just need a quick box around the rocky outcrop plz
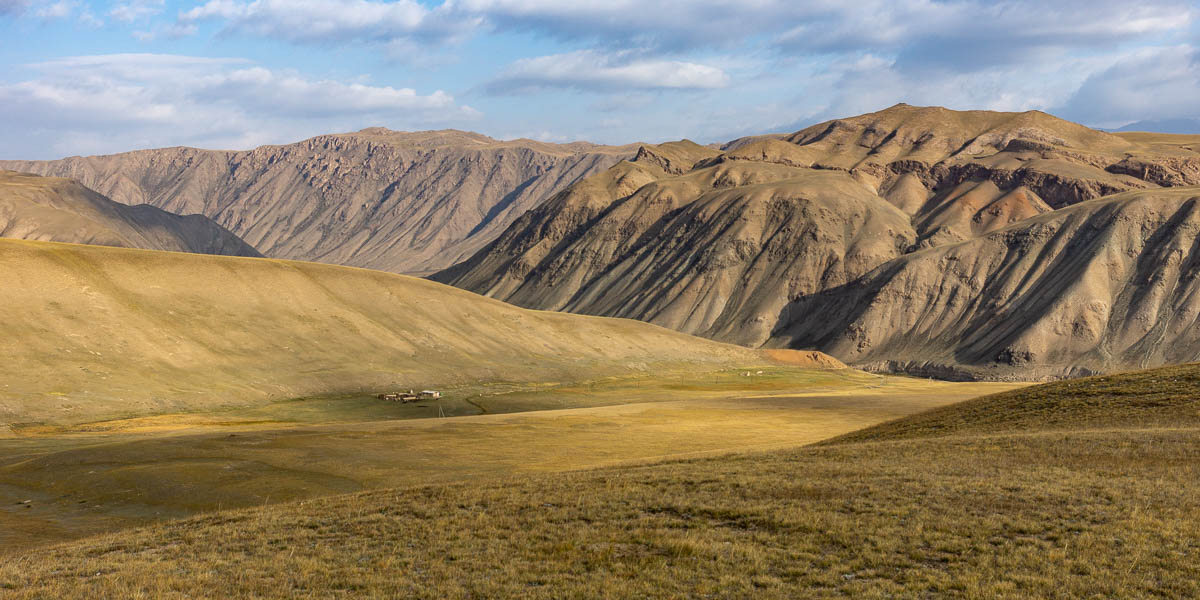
[0,171,259,257]
[1106,156,1200,187]
[0,130,635,274]
[631,140,719,175]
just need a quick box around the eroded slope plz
[0,130,637,273]
[438,106,1200,377]
[772,187,1200,379]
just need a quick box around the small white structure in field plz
[420,390,442,399]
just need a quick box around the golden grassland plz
[2,429,1195,598]
[0,237,759,428]
[3,365,1198,597]
[829,362,1200,444]
[0,366,1014,553]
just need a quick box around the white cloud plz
[456,0,805,50]
[34,0,73,19]
[1056,45,1200,127]
[6,0,101,24]
[487,50,729,93]
[110,0,164,22]
[0,54,480,159]
[169,0,1193,63]
[794,49,1124,127]
[776,0,1191,50]
[179,0,474,44]
[461,0,1195,62]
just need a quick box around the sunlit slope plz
[0,239,755,427]
[827,362,1200,444]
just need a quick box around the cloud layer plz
[179,0,473,45]
[1058,45,1200,127]
[1,1,1197,156]
[0,53,477,158]
[487,50,730,93]
[0,0,25,15]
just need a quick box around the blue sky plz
[1,0,1198,158]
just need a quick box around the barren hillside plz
[0,171,258,257]
[770,186,1200,380]
[436,105,1200,377]
[0,130,637,274]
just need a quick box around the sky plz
[1,0,1198,159]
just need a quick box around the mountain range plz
[435,104,1200,379]
[5,104,1200,379]
[0,130,636,274]
[1113,118,1200,135]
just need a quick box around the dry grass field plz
[0,366,1013,552]
[0,237,757,428]
[4,236,1196,598]
[0,238,1024,568]
[4,366,1198,597]
[830,362,1200,443]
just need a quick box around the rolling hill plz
[0,238,756,429]
[0,130,637,274]
[0,171,258,257]
[436,105,1200,377]
[828,362,1200,443]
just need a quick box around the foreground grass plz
[3,427,1196,598]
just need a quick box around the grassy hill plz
[826,362,1200,444]
[3,366,1196,597]
[0,238,757,428]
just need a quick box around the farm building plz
[378,390,420,403]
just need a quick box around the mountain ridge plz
[436,104,1200,379]
[0,129,640,274]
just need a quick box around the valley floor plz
[0,367,1013,552]
[5,363,1200,598]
